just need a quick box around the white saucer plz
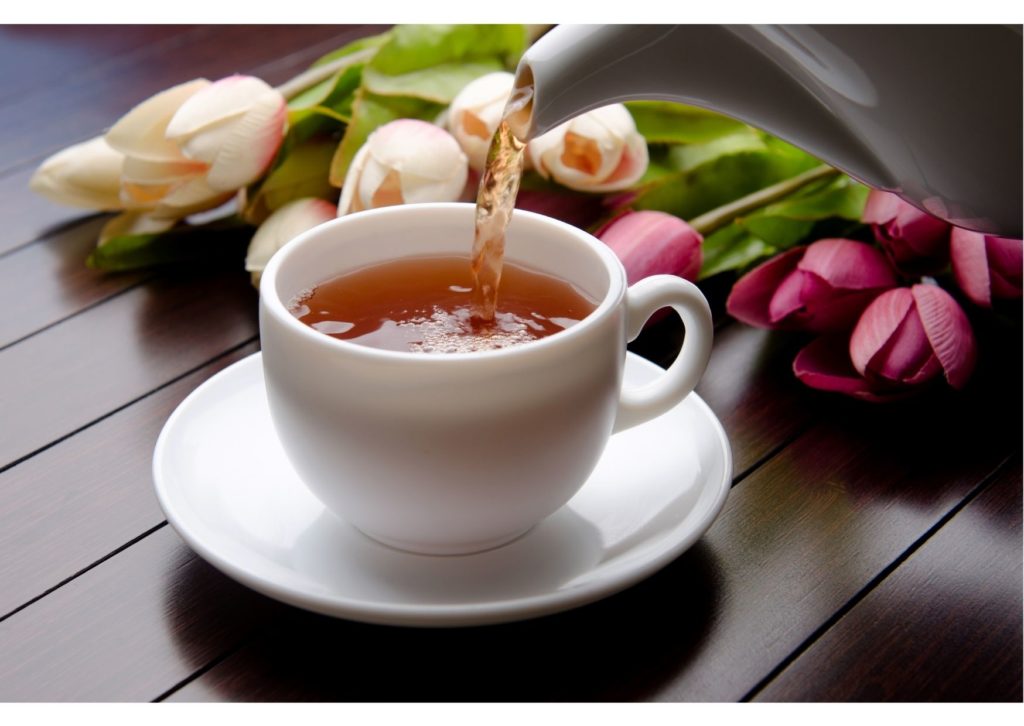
[153,352,732,627]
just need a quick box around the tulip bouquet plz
[30,24,1021,402]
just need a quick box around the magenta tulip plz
[726,238,897,333]
[596,210,702,283]
[949,227,1023,308]
[862,190,950,273]
[794,284,977,400]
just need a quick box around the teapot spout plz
[514,25,1022,236]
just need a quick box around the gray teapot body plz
[515,25,1022,236]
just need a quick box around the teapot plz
[511,25,1022,237]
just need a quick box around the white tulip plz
[30,136,125,210]
[245,198,336,286]
[105,75,286,220]
[447,72,514,171]
[527,104,648,193]
[338,119,468,216]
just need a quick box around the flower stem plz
[688,164,840,235]
[274,47,378,100]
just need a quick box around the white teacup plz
[259,203,713,555]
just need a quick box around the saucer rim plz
[153,352,732,627]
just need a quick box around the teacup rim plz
[259,202,628,363]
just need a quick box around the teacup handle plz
[614,275,714,433]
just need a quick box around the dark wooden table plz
[0,25,1020,703]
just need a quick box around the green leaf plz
[697,175,869,279]
[369,25,526,75]
[759,175,869,221]
[631,143,820,221]
[363,60,504,103]
[626,101,748,145]
[287,64,364,125]
[245,139,338,221]
[311,31,392,68]
[700,225,778,280]
[87,217,254,272]
[329,90,445,186]
[665,128,767,173]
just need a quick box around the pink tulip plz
[949,227,1023,308]
[595,210,702,284]
[862,190,950,273]
[794,284,977,400]
[726,238,897,333]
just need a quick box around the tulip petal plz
[121,156,207,185]
[449,72,514,171]
[30,136,125,210]
[725,247,805,329]
[597,210,703,284]
[950,228,992,307]
[368,120,466,182]
[245,197,336,285]
[338,141,372,215]
[861,189,900,225]
[166,75,278,139]
[849,287,914,376]
[793,336,905,402]
[767,270,806,324]
[150,176,231,219]
[398,168,468,205]
[105,79,210,161]
[982,234,1021,301]
[513,188,607,230]
[203,92,286,190]
[588,133,649,192]
[797,238,896,290]
[867,301,941,384]
[911,284,977,389]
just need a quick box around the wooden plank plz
[0,526,280,702]
[0,26,197,104]
[0,318,815,701]
[0,25,378,177]
[0,217,150,349]
[753,459,1022,702]
[0,269,258,469]
[168,378,1019,702]
[0,342,258,618]
[0,25,380,256]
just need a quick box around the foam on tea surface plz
[291,255,596,354]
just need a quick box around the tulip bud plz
[862,190,950,273]
[448,72,514,172]
[527,104,648,193]
[949,227,1023,308]
[727,238,897,333]
[338,119,469,216]
[105,75,286,220]
[596,210,702,283]
[30,136,125,210]
[245,198,337,286]
[850,284,976,391]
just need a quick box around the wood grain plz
[168,381,1019,702]
[0,217,150,349]
[0,26,196,105]
[0,269,258,469]
[0,342,258,618]
[0,526,280,702]
[753,458,1022,702]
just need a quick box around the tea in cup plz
[259,203,712,554]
